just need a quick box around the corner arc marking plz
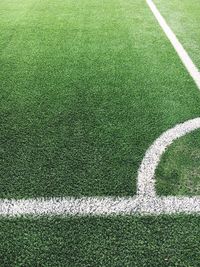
[137,118,200,197]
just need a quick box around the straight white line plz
[1,196,200,216]
[146,0,200,90]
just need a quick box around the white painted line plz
[0,197,137,216]
[146,0,200,90]
[137,118,200,198]
[1,196,200,216]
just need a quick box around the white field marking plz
[1,117,200,217]
[1,196,200,216]
[146,0,200,90]
[137,118,200,198]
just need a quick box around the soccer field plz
[0,0,200,265]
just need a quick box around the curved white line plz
[137,118,200,197]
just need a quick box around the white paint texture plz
[1,0,200,216]
[1,196,200,216]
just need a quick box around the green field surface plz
[1,0,200,199]
[1,0,200,266]
[156,130,200,196]
[0,215,200,266]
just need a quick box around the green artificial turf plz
[1,0,200,198]
[0,215,200,266]
[156,130,200,196]
[1,1,200,266]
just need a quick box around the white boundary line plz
[1,0,200,216]
[146,0,200,90]
[1,196,200,216]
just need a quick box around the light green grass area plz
[154,0,200,196]
[154,0,200,69]
[0,215,200,266]
[1,0,200,199]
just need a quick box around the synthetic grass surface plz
[1,1,200,266]
[1,0,200,198]
[0,215,200,266]
[156,130,200,196]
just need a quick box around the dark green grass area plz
[154,0,200,69]
[156,130,200,196]
[1,0,200,198]
[0,215,199,266]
